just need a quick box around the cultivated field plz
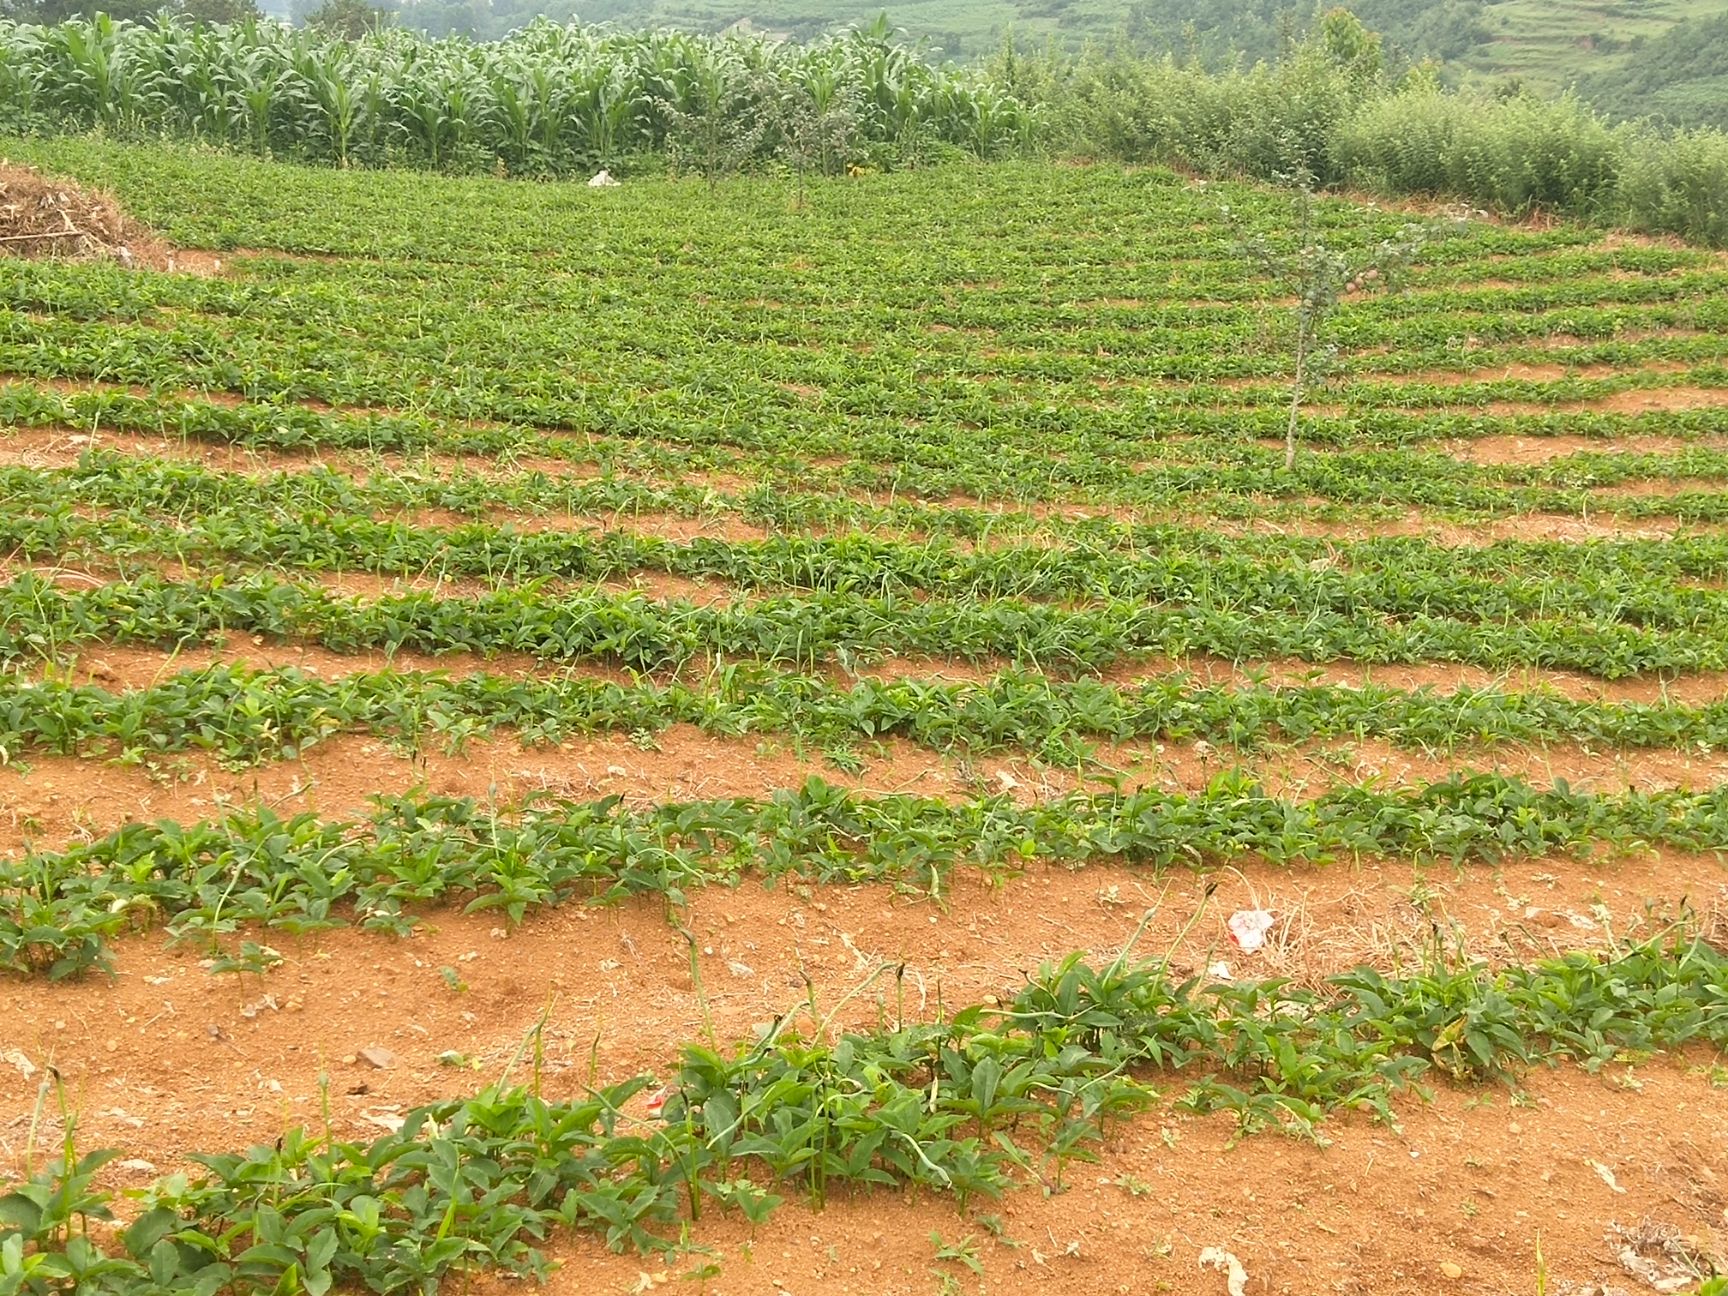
[3,142,1728,1295]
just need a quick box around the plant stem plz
[1287,314,1307,472]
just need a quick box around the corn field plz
[0,14,1040,175]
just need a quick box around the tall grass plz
[1333,89,1623,217]
[1615,127,1728,248]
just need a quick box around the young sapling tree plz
[1222,174,1446,470]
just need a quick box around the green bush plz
[1335,89,1623,217]
[994,12,1386,181]
[1037,46,1727,245]
[1616,126,1728,247]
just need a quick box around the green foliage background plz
[2,9,1727,242]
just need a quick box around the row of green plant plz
[4,213,1717,307]
[5,773,1726,977]
[10,391,1728,556]
[2,143,1723,461]
[3,570,1724,678]
[6,371,1728,471]
[3,150,1719,468]
[0,155,1625,279]
[8,318,1728,483]
[8,242,1724,332]
[13,466,1728,630]
[15,413,1728,521]
[8,216,1720,367]
[8,286,1727,449]
[18,445,1728,585]
[4,931,1728,1291]
[6,661,1728,768]
[10,322,1727,430]
[0,147,1721,435]
[16,378,1728,473]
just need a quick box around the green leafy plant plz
[930,1232,983,1275]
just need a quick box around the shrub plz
[1616,125,1728,247]
[1337,88,1623,218]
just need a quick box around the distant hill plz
[384,0,1728,127]
[1577,7,1728,129]
[1448,0,1728,118]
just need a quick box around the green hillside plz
[1453,0,1727,98]
[1578,7,1728,129]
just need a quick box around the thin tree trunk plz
[1286,320,1307,472]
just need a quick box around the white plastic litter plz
[1198,1247,1249,1296]
[1206,960,1233,981]
[587,169,621,187]
[1227,909,1276,953]
[1588,1159,1627,1194]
